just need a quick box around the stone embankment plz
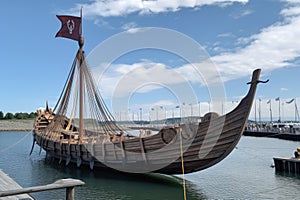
[0,120,34,131]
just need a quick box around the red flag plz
[55,15,81,41]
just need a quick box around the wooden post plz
[79,48,84,144]
[66,186,75,200]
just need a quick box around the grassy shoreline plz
[0,119,34,132]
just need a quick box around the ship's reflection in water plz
[37,159,208,200]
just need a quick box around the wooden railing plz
[0,178,85,200]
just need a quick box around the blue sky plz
[1,0,300,121]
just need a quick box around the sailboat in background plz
[32,12,264,174]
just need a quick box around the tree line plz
[0,111,37,120]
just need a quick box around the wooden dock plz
[273,157,300,174]
[0,169,34,200]
[244,130,300,141]
[0,169,84,200]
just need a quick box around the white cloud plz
[281,87,289,91]
[85,0,300,114]
[92,58,229,101]
[139,100,175,112]
[211,3,300,80]
[93,18,114,29]
[281,6,300,17]
[74,0,249,17]
[94,61,198,98]
[92,60,300,120]
[281,0,300,5]
[217,32,235,38]
[82,0,300,84]
[230,9,253,19]
[121,22,138,30]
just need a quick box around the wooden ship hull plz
[32,64,262,174]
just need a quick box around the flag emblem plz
[67,19,75,34]
[55,15,81,41]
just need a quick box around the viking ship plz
[32,14,264,175]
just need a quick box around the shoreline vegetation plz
[0,119,34,132]
[0,111,37,132]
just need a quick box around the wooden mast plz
[78,8,84,144]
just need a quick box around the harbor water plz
[1,132,300,199]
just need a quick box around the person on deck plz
[294,147,300,158]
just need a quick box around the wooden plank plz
[0,169,34,200]
[273,157,300,174]
[0,178,84,200]
[139,138,148,164]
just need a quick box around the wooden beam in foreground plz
[0,178,85,200]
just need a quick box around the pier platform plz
[273,157,300,175]
[0,169,34,200]
[0,168,84,200]
[244,130,300,141]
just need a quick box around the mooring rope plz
[0,130,33,154]
[179,128,187,200]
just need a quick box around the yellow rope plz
[179,128,187,200]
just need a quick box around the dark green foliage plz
[0,111,38,120]
[29,112,38,118]
[4,112,14,119]
[14,112,29,119]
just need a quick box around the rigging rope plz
[42,48,128,140]
[53,56,77,112]
[0,130,33,154]
[179,128,187,200]
[66,68,80,131]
